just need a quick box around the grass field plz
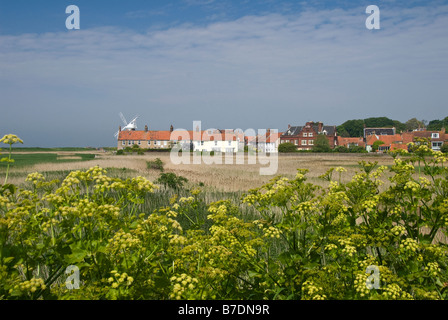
[1,149,397,192]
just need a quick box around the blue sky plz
[0,0,447,147]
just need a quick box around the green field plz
[0,153,96,168]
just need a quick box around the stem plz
[4,144,12,184]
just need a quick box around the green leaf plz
[65,246,88,264]
[3,256,14,264]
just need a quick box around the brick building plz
[280,122,337,150]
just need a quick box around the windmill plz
[114,112,139,138]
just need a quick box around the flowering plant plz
[0,135,447,300]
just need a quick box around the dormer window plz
[303,133,308,137]
[432,133,440,139]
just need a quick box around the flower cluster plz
[107,230,141,252]
[0,134,23,145]
[108,271,134,288]
[13,278,46,294]
[354,272,372,297]
[169,274,199,300]
[262,226,281,239]
[301,280,327,300]
[390,225,406,237]
[338,239,357,257]
[425,262,441,277]
[381,283,413,300]
[399,238,419,253]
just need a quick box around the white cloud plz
[0,4,447,146]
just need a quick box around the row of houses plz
[118,125,245,153]
[117,122,448,153]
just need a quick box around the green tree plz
[405,118,425,131]
[364,117,395,128]
[312,134,331,153]
[336,126,350,137]
[427,116,448,131]
[338,119,365,137]
[372,140,385,152]
[278,142,297,153]
[441,143,448,154]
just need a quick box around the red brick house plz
[402,128,447,151]
[280,122,337,150]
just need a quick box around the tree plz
[278,142,297,153]
[364,117,395,128]
[405,118,425,131]
[338,119,365,137]
[441,143,448,154]
[312,134,331,153]
[372,140,385,152]
[427,116,448,131]
[336,126,350,137]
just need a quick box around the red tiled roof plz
[366,134,404,146]
[337,137,366,147]
[118,130,172,141]
[118,130,245,142]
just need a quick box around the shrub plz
[312,134,331,153]
[441,143,448,154]
[155,172,188,190]
[116,149,124,155]
[278,142,297,153]
[146,158,164,172]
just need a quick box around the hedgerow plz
[0,135,448,300]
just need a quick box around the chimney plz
[288,124,291,129]
[267,129,271,136]
[119,126,121,132]
[170,125,174,132]
[145,125,148,132]
[318,122,323,133]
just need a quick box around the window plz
[308,140,314,145]
[303,133,308,137]
[215,141,218,146]
[228,141,232,146]
[301,140,307,146]
[201,141,204,146]
[432,142,443,150]
[308,132,314,137]
[122,141,125,146]
[295,140,298,145]
[138,141,141,145]
[432,133,440,139]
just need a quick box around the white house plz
[192,129,243,153]
[246,130,282,153]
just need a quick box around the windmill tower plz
[114,112,139,138]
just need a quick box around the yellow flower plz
[0,134,23,145]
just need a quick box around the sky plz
[0,0,447,147]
